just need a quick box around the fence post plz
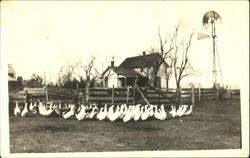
[126,86,129,104]
[76,83,79,104]
[180,87,183,105]
[177,86,182,106]
[86,84,89,103]
[45,87,48,103]
[25,90,28,103]
[191,84,195,108]
[133,86,136,104]
[198,84,201,103]
[216,85,220,101]
[112,85,114,104]
[158,89,160,105]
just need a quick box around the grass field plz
[9,100,241,153]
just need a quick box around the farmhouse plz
[101,52,169,88]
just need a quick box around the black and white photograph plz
[0,1,249,157]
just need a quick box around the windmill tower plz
[202,11,223,88]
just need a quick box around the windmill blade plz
[197,32,210,40]
[203,11,222,30]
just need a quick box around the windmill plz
[202,10,223,88]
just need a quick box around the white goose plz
[14,101,21,116]
[21,102,29,117]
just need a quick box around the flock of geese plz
[14,101,193,122]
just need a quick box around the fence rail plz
[9,86,240,106]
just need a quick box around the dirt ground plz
[9,100,241,153]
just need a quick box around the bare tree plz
[74,56,97,87]
[172,25,195,89]
[56,62,75,88]
[147,27,174,88]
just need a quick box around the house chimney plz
[142,51,146,56]
[111,57,114,68]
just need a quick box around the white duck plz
[54,102,62,116]
[99,104,108,120]
[184,105,193,115]
[159,104,167,120]
[130,105,137,120]
[123,105,132,122]
[177,105,188,117]
[96,107,104,120]
[62,104,76,119]
[58,102,62,110]
[76,104,82,113]
[149,105,155,118]
[141,105,150,121]
[30,101,38,114]
[29,102,34,111]
[14,101,21,116]
[133,105,141,121]
[75,104,87,120]
[154,106,161,120]
[21,102,29,117]
[45,102,55,116]
[38,101,46,116]
[107,105,115,121]
[176,105,184,116]
[118,104,127,119]
[110,105,121,121]
[85,106,98,119]
[169,105,177,118]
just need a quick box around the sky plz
[1,1,249,88]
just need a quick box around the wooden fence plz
[17,87,75,102]
[10,86,240,106]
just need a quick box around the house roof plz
[119,53,169,69]
[8,76,17,81]
[102,66,143,77]
[114,67,141,76]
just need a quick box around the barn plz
[101,52,169,88]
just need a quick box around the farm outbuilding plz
[101,52,169,88]
[8,64,22,92]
